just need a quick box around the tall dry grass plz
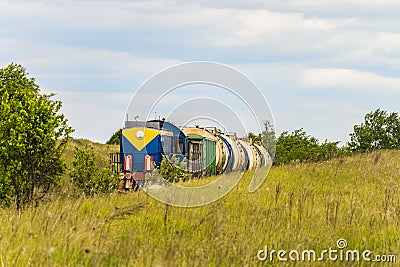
[0,150,399,266]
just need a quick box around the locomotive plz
[111,119,272,190]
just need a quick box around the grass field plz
[0,146,399,266]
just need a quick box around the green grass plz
[1,148,400,266]
[62,138,119,166]
[59,138,119,195]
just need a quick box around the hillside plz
[58,138,119,192]
[0,146,399,266]
[62,138,119,167]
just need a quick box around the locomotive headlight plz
[136,130,145,140]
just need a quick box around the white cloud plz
[0,1,53,16]
[212,9,335,47]
[0,37,182,92]
[274,96,362,144]
[272,0,399,8]
[173,0,400,8]
[48,91,131,143]
[301,68,400,91]
[1,0,400,144]
[1,0,397,64]
[0,1,337,51]
[375,32,400,57]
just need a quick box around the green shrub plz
[156,155,191,183]
[274,129,350,165]
[69,147,119,196]
[106,129,122,145]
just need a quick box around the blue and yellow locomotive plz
[118,120,186,188]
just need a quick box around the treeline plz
[252,108,400,165]
[273,129,349,165]
[107,109,400,166]
[109,110,400,166]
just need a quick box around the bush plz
[156,155,191,183]
[274,129,349,165]
[274,129,320,165]
[69,147,119,196]
[106,129,122,145]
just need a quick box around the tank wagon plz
[112,120,272,190]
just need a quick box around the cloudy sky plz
[1,0,399,144]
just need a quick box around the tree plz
[274,129,321,165]
[348,109,400,152]
[248,132,261,143]
[274,129,349,165]
[69,147,119,196]
[0,63,74,208]
[106,128,122,145]
[319,140,350,161]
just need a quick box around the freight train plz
[110,119,272,190]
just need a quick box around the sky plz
[1,0,400,144]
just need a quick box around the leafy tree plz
[106,128,122,145]
[319,140,351,161]
[274,129,321,165]
[69,147,119,196]
[0,63,73,208]
[274,129,349,165]
[348,109,400,152]
[248,132,261,143]
[156,155,191,183]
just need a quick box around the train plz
[110,119,272,190]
